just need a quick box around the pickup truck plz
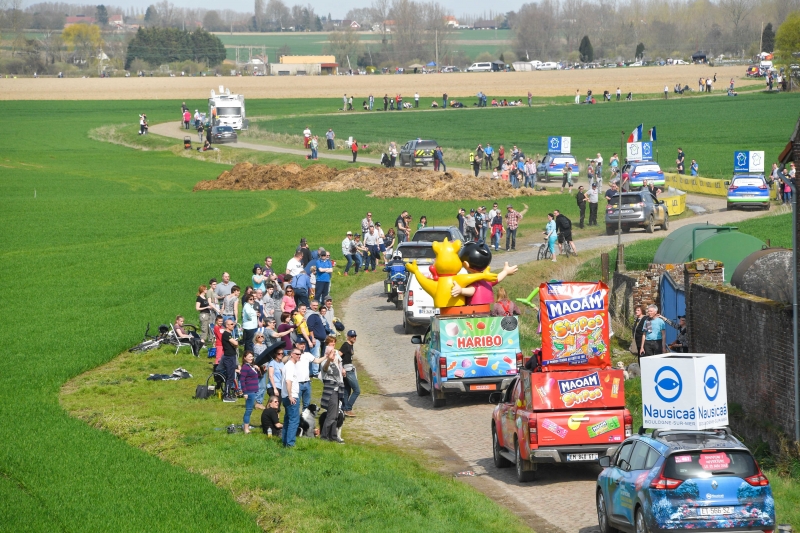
[491,367,632,481]
[412,314,522,407]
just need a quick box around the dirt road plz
[341,199,776,532]
[1,64,747,100]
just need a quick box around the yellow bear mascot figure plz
[405,238,497,308]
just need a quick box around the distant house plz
[444,16,458,28]
[64,15,96,28]
[109,14,123,29]
[340,19,361,29]
[384,19,395,30]
[473,19,497,29]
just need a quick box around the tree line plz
[124,27,226,69]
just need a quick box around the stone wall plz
[688,282,795,449]
[610,263,683,320]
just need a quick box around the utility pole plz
[759,20,763,53]
[617,130,625,272]
[435,29,439,69]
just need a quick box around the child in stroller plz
[380,153,393,167]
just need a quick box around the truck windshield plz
[217,107,241,116]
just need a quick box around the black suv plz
[399,139,438,167]
[605,191,669,235]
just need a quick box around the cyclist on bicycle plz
[553,210,577,256]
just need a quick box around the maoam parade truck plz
[490,282,633,481]
[413,313,523,408]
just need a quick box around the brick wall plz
[689,282,795,448]
[610,263,683,320]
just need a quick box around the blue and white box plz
[641,353,728,430]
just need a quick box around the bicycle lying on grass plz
[128,323,171,353]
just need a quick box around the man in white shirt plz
[215,272,236,299]
[341,231,357,276]
[414,92,419,107]
[587,183,600,226]
[286,251,304,277]
[363,226,381,272]
[281,349,302,447]
[292,339,325,412]
[303,126,311,149]
[487,202,499,222]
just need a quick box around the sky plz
[107,0,511,20]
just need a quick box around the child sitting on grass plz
[261,395,283,437]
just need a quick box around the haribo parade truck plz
[490,281,633,481]
[412,313,523,407]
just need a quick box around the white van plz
[467,62,492,72]
[536,62,558,70]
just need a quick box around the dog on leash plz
[318,406,345,441]
[297,403,318,437]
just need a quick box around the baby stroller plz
[380,153,392,167]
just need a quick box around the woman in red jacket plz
[351,139,358,163]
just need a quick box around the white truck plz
[208,86,247,130]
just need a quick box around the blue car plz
[726,174,771,211]
[596,428,775,533]
[622,162,665,189]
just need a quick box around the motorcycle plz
[384,271,407,310]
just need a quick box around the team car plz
[621,161,665,189]
[596,428,775,533]
[605,191,670,235]
[726,174,771,211]
[399,139,438,167]
[536,153,580,182]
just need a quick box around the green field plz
[252,91,798,177]
[1,97,556,532]
[215,29,512,63]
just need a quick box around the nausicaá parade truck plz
[490,281,633,481]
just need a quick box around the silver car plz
[605,191,669,234]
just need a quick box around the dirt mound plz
[194,162,542,201]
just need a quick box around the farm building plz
[270,55,338,75]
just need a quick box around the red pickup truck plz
[491,367,632,482]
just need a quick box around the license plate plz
[470,384,497,391]
[566,453,599,462]
[418,307,435,315]
[698,507,734,516]
[743,194,755,197]
[622,209,634,214]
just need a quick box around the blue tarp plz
[426,61,436,67]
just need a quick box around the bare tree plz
[254,0,265,31]
[720,0,756,32]
[265,0,290,30]
[372,0,390,44]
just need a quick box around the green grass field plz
[1,98,542,532]
[252,91,798,177]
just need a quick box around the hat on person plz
[295,338,307,345]
[347,330,357,337]
[506,204,513,208]
[592,183,597,188]
[354,233,361,237]
[324,296,332,302]
[347,231,352,235]
[375,222,381,226]
[470,208,475,212]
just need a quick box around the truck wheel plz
[403,317,413,335]
[415,363,429,396]
[645,215,655,233]
[515,438,536,482]
[661,213,669,231]
[429,370,446,408]
[492,427,512,468]
[726,203,733,211]
[395,297,403,310]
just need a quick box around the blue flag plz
[648,126,657,142]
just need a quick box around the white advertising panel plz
[641,353,728,430]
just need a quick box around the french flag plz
[649,126,657,142]
[627,124,643,143]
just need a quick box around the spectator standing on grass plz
[661,314,688,353]
[320,336,345,442]
[221,319,239,402]
[465,209,477,241]
[310,136,318,160]
[240,351,260,434]
[342,231,356,276]
[295,338,326,408]
[303,126,311,148]
[183,110,191,129]
[605,182,619,203]
[368,94,374,110]
[588,183,599,226]
[544,213,558,262]
[396,210,409,244]
[221,285,240,330]
[442,92,448,108]
[383,94,389,111]
[616,87,621,101]
[414,92,419,107]
[389,142,398,167]
[505,203,527,251]
[291,269,312,307]
[306,301,327,362]
[498,145,505,167]
[640,304,666,357]
[576,186,587,229]
[348,95,353,111]
[528,91,532,107]
[342,94,347,110]
[363,225,381,272]
[326,128,335,150]
[690,160,698,176]
[216,272,236,300]
[484,144,494,170]
[361,212,374,235]
[277,312,294,356]
[525,158,537,189]
[196,285,213,343]
[664,85,668,99]
[281,287,296,316]
[351,139,358,163]
[286,250,304,277]
[242,293,259,352]
[315,252,333,303]
[456,208,466,235]
[252,265,266,293]
[561,162,574,193]
[281,349,302,447]
[197,122,204,143]
[575,89,580,104]
[677,148,685,174]
[340,330,360,417]
[490,209,504,251]
[632,305,646,361]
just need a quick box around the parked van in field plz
[467,62,493,72]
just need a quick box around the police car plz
[536,153,580,182]
[621,161,665,189]
[596,428,775,533]
[726,174,771,211]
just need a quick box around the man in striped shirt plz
[505,203,528,251]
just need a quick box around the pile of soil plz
[194,162,541,201]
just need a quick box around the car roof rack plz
[651,427,732,439]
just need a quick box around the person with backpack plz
[553,209,576,255]
[491,287,521,317]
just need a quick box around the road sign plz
[733,151,765,173]
[548,136,571,154]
